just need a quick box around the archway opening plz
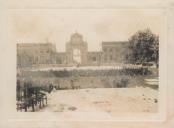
[73,49,81,64]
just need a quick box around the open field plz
[40,87,158,113]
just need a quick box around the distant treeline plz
[21,68,152,78]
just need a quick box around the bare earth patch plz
[40,87,158,113]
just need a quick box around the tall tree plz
[128,29,159,66]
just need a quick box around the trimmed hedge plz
[21,67,151,78]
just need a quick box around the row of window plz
[103,47,118,52]
[104,55,113,61]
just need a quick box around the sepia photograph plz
[14,9,161,114]
[2,0,174,127]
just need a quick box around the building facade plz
[17,43,56,68]
[101,41,129,64]
[17,33,130,68]
[87,52,102,66]
[66,33,88,65]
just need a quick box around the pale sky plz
[9,9,163,52]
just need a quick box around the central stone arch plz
[66,33,88,66]
[73,48,81,64]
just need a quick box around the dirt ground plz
[40,87,158,113]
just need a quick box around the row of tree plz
[127,29,159,67]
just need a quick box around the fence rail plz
[16,80,52,112]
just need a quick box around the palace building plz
[101,41,129,64]
[17,43,57,68]
[17,33,130,68]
